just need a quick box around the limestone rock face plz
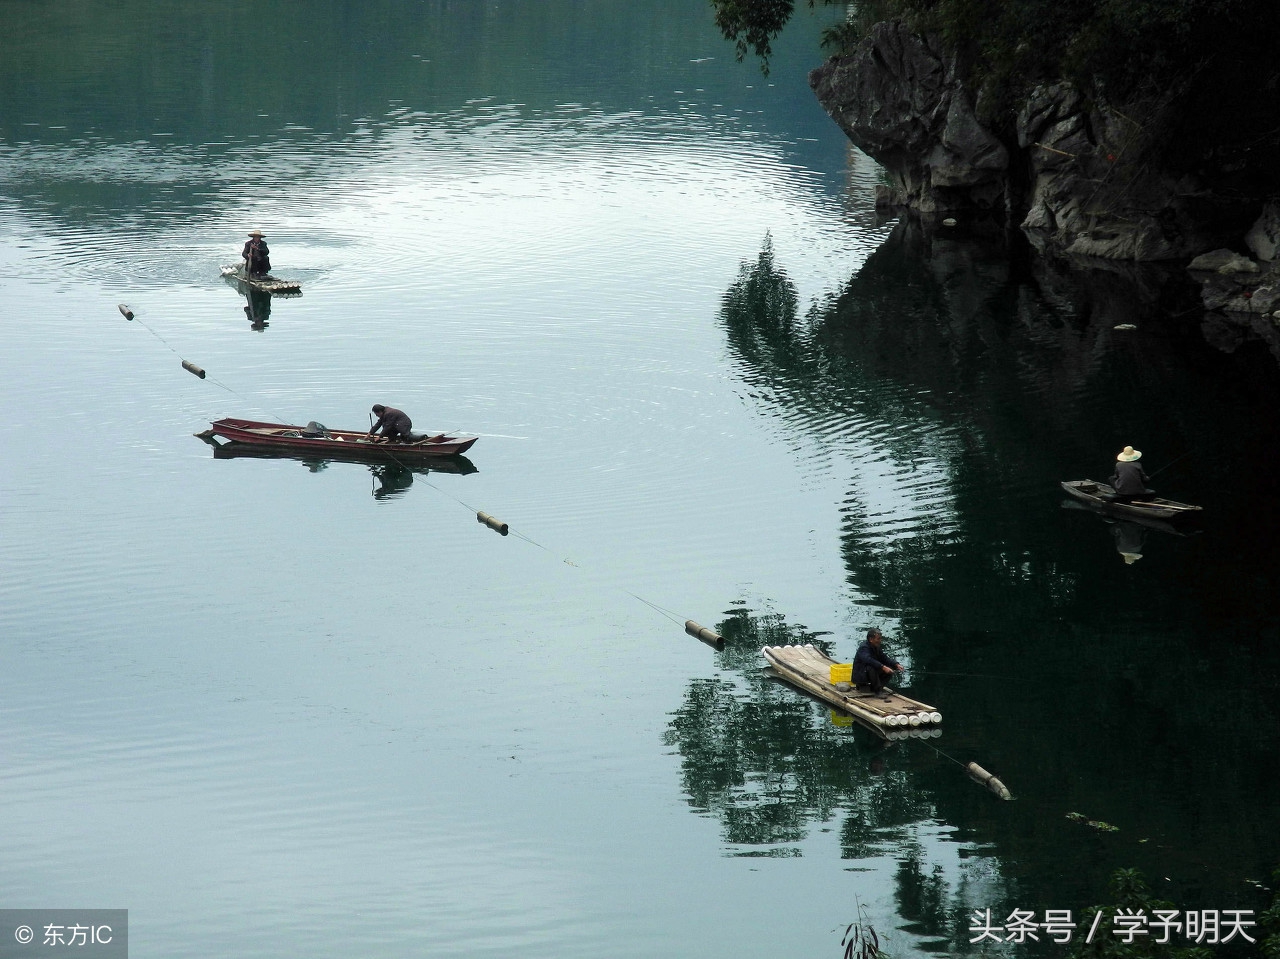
[809,22,1008,214]
[1014,83,1242,261]
[1245,199,1280,261]
[810,21,1258,262]
[1188,249,1261,274]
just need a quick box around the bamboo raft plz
[762,644,942,740]
[220,264,303,294]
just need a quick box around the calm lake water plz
[3,3,1279,957]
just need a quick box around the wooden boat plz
[220,264,302,294]
[199,436,478,475]
[1058,497,1195,537]
[1060,480,1202,521]
[200,418,478,459]
[762,644,942,740]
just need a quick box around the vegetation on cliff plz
[713,0,1280,187]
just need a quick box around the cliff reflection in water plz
[668,223,1280,946]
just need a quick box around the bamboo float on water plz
[181,360,206,379]
[684,620,724,649]
[477,511,508,536]
[966,762,1012,800]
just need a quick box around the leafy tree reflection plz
[667,228,1280,947]
[664,605,987,948]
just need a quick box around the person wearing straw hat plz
[241,229,272,278]
[1109,445,1153,502]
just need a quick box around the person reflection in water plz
[372,463,415,500]
[241,229,271,278]
[853,627,904,696]
[1111,521,1146,565]
[1110,445,1153,502]
[244,287,272,330]
[367,404,413,443]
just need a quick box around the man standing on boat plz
[241,229,271,278]
[1110,446,1153,502]
[367,404,413,443]
[853,627,904,695]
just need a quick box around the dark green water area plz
[2,3,1277,957]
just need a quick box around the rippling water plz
[4,3,1280,958]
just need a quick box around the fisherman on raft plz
[241,229,271,278]
[366,404,413,443]
[1109,445,1153,502]
[853,627,904,695]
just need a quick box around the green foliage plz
[712,0,901,67]
[1262,868,1280,959]
[1064,869,1221,959]
[710,0,798,74]
[710,0,1280,159]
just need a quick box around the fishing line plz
[381,445,701,629]
[1146,446,1198,480]
[924,740,969,769]
[122,305,709,638]
[121,305,298,424]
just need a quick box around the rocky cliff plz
[810,21,1261,263]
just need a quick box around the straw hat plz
[1116,445,1142,462]
[247,229,265,237]
[1120,552,1143,564]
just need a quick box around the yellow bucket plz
[829,710,853,727]
[829,663,852,684]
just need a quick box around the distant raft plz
[762,644,942,740]
[220,264,302,294]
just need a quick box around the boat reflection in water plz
[199,435,476,499]
[1059,497,1199,564]
[221,268,301,331]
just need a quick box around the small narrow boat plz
[200,418,478,459]
[762,644,942,740]
[220,264,302,294]
[1060,480,1202,520]
[1059,498,1194,537]
[198,436,478,475]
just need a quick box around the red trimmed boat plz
[201,418,478,459]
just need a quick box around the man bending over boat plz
[1109,446,1154,502]
[241,229,271,278]
[853,628,904,695]
[367,404,413,443]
